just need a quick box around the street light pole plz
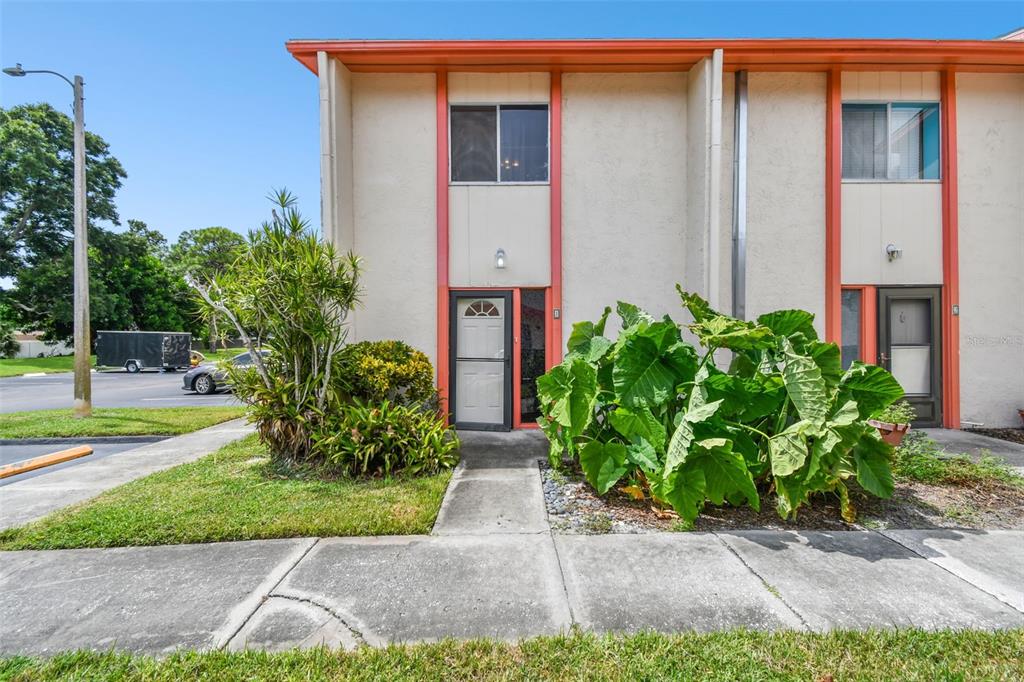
[72,75,91,417]
[3,64,91,417]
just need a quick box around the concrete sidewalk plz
[923,428,1024,473]
[1,429,1022,657]
[0,419,253,530]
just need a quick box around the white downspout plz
[731,70,748,320]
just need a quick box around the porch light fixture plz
[494,248,507,269]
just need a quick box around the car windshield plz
[232,353,251,365]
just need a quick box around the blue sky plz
[2,0,1022,243]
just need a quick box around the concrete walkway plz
[0,419,253,530]
[923,428,1024,473]
[1,430,1023,657]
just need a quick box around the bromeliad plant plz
[537,286,905,524]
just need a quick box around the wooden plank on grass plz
[0,445,93,479]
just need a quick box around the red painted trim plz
[549,71,564,366]
[512,288,523,428]
[435,70,450,418]
[286,39,1024,75]
[940,70,961,429]
[824,68,843,345]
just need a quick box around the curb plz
[0,435,169,446]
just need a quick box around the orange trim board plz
[0,445,93,479]
[287,38,1024,75]
[824,68,842,345]
[940,69,961,429]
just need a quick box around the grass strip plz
[1,629,1022,681]
[0,435,450,549]
[0,407,245,439]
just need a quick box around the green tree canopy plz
[0,103,127,277]
[168,226,245,280]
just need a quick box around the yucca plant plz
[190,190,361,462]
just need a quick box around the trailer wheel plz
[125,360,141,373]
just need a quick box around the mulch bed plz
[540,461,1024,534]
[966,427,1024,446]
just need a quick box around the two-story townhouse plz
[287,37,1024,431]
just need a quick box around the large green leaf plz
[625,437,660,473]
[659,463,707,523]
[663,397,723,477]
[535,358,598,438]
[689,315,775,352]
[769,426,808,477]
[616,301,654,329]
[691,439,760,510]
[841,362,905,418]
[757,309,818,341]
[579,441,629,494]
[808,341,843,388]
[613,335,684,409]
[781,338,830,425]
[567,307,613,361]
[609,406,667,452]
[853,431,895,498]
[676,286,718,323]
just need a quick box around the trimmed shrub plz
[312,398,459,477]
[340,340,435,405]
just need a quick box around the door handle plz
[879,352,888,367]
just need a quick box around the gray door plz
[449,292,513,431]
[878,287,942,427]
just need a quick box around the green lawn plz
[0,355,91,378]
[0,407,246,439]
[2,630,1022,681]
[0,435,451,550]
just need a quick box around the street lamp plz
[4,63,91,417]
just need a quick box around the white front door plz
[454,296,508,427]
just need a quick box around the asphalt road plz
[0,369,239,413]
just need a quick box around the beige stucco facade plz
[956,72,1024,427]
[561,72,689,334]
[310,42,1024,428]
[745,72,827,335]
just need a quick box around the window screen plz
[500,106,548,182]
[842,104,887,180]
[842,102,940,181]
[890,104,940,180]
[450,106,497,182]
[519,289,546,422]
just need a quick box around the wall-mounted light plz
[885,243,903,262]
[494,248,507,269]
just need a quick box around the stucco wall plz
[562,72,688,336]
[719,71,736,315]
[351,73,437,364]
[956,73,1024,427]
[745,73,827,333]
[318,54,354,250]
[447,73,551,288]
[841,183,942,285]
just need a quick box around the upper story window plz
[450,104,549,183]
[842,102,940,181]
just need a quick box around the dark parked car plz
[182,350,270,395]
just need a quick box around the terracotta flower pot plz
[868,419,912,447]
[1018,408,1024,426]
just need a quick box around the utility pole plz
[3,64,91,416]
[72,75,91,417]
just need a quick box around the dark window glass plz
[500,106,548,182]
[450,106,497,182]
[842,104,887,179]
[520,289,546,422]
[841,289,862,370]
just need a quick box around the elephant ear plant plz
[536,286,905,525]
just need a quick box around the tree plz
[12,220,201,342]
[0,302,19,359]
[191,191,361,461]
[168,227,245,348]
[0,103,126,278]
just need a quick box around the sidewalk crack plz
[712,532,811,631]
[265,591,370,646]
[216,537,320,650]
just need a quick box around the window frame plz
[448,102,551,186]
[841,100,941,184]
